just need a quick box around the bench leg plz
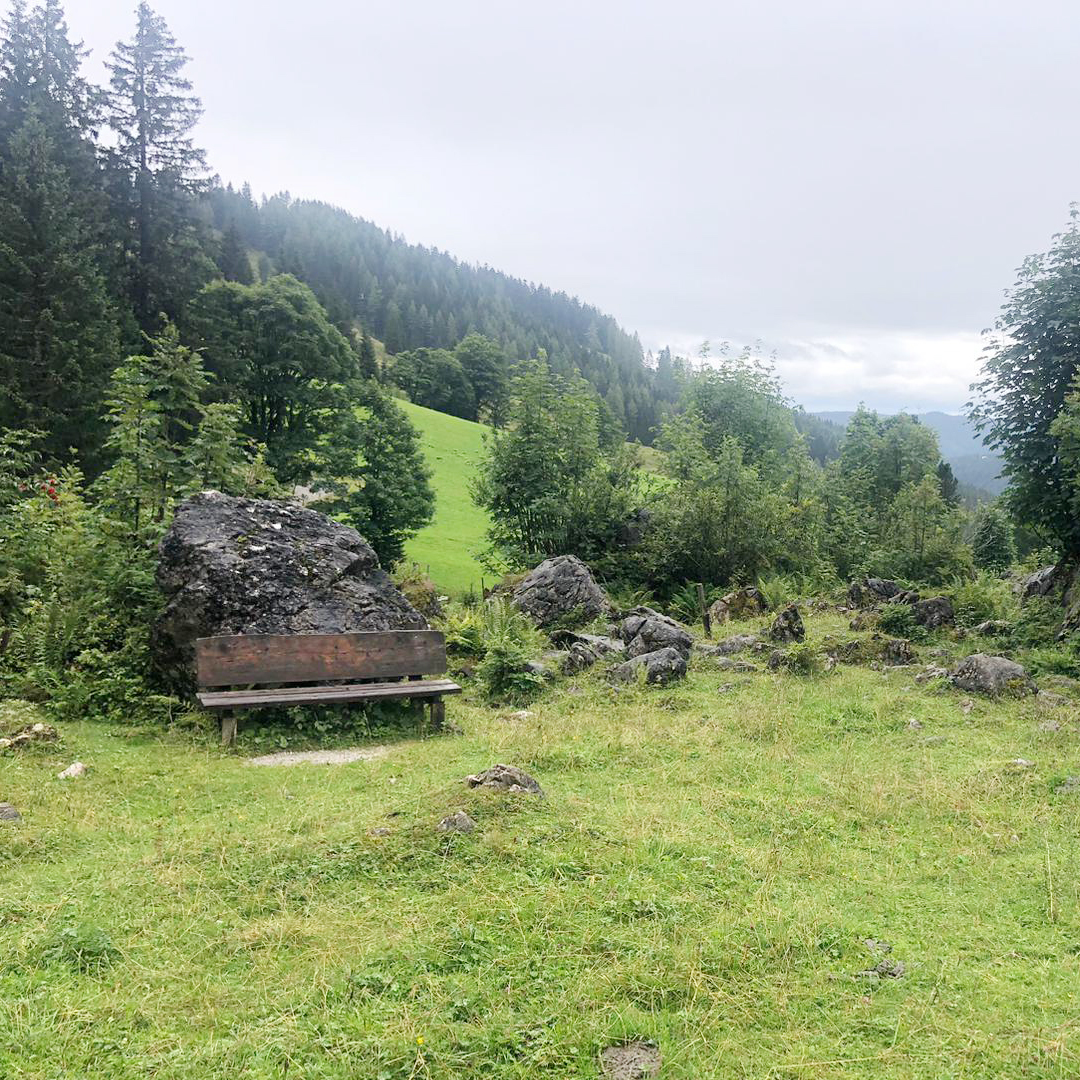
[220,711,238,748]
[429,697,445,733]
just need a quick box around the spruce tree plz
[218,221,252,283]
[0,1,118,468]
[358,327,378,380]
[106,2,210,329]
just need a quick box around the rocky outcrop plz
[154,492,425,691]
[913,596,955,629]
[1021,565,1058,600]
[696,633,758,657]
[768,604,805,643]
[950,653,1036,697]
[618,608,693,659]
[550,630,625,674]
[848,578,902,607]
[974,620,1011,636]
[708,586,768,625]
[511,556,611,628]
[610,647,688,684]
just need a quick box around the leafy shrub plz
[393,562,444,619]
[1024,646,1080,678]
[876,602,918,639]
[785,642,824,676]
[948,573,1017,629]
[1011,595,1062,649]
[441,599,548,704]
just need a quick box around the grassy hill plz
[399,401,491,595]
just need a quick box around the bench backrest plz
[195,630,448,688]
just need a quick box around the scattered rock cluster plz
[465,764,544,795]
[707,586,768,626]
[847,577,955,629]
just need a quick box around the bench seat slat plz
[198,679,462,710]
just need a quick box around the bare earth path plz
[244,746,390,767]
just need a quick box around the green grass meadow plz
[3,612,1080,1078]
[399,401,491,596]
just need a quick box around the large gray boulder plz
[154,492,426,691]
[1021,565,1058,600]
[610,647,688,684]
[950,653,1036,697]
[511,556,611,628]
[848,577,902,607]
[708,586,768,626]
[618,608,693,659]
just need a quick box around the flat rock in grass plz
[711,656,757,672]
[768,604,805,643]
[975,619,1011,637]
[610,647,688,685]
[857,957,905,979]
[0,802,21,821]
[1054,776,1080,795]
[465,764,544,796]
[951,654,1036,697]
[511,555,611,628]
[0,722,59,750]
[1038,717,1062,733]
[600,1041,661,1079]
[57,761,86,779]
[1037,691,1070,709]
[696,633,757,657]
[915,665,949,684]
[437,810,476,834]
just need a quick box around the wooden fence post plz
[697,582,711,637]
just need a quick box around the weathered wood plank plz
[197,678,461,710]
[196,631,448,686]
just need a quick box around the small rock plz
[922,735,948,746]
[1038,718,1062,733]
[960,698,975,715]
[368,826,391,837]
[718,682,736,693]
[711,656,757,672]
[915,665,949,684]
[0,802,21,821]
[769,603,805,643]
[974,619,1011,636]
[905,718,924,731]
[498,710,534,722]
[1010,758,1036,769]
[857,958,905,979]
[465,764,544,796]
[600,1040,662,1079]
[1054,776,1080,795]
[696,633,758,657]
[437,810,476,834]
[57,761,86,779]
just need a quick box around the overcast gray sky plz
[65,0,1080,411]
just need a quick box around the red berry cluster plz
[40,478,58,502]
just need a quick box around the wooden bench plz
[195,630,461,746]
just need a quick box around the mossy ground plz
[2,613,1080,1078]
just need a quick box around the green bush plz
[876,603,918,639]
[948,573,1017,630]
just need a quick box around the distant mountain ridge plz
[813,410,1005,495]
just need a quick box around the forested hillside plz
[206,190,671,443]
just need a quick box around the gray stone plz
[610,646,688,684]
[600,1041,662,1079]
[880,638,916,666]
[974,620,1011,636]
[768,603,805,643]
[696,633,758,657]
[922,735,948,746]
[1011,758,1036,769]
[950,654,1036,697]
[1054,776,1080,795]
[915,665,949,684]
[1037,691,1070,709]
[708,586,768,625]
[1021,565,1058,600]
[848,577,902,607]
[619,607,693,659]
[511,555,611,628]
[154,492,425,691]
[57,761,86,779]
[857,958,905,979]
[913,595,955,629]
[906,717,924,730]
[437,810,477,834]
[0,802,21,821]
[551,630,625,673]
[1038,717,1062,733]
[711,656,757,672]
[465,764,544,796]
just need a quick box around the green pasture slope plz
[399,401,491,595]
